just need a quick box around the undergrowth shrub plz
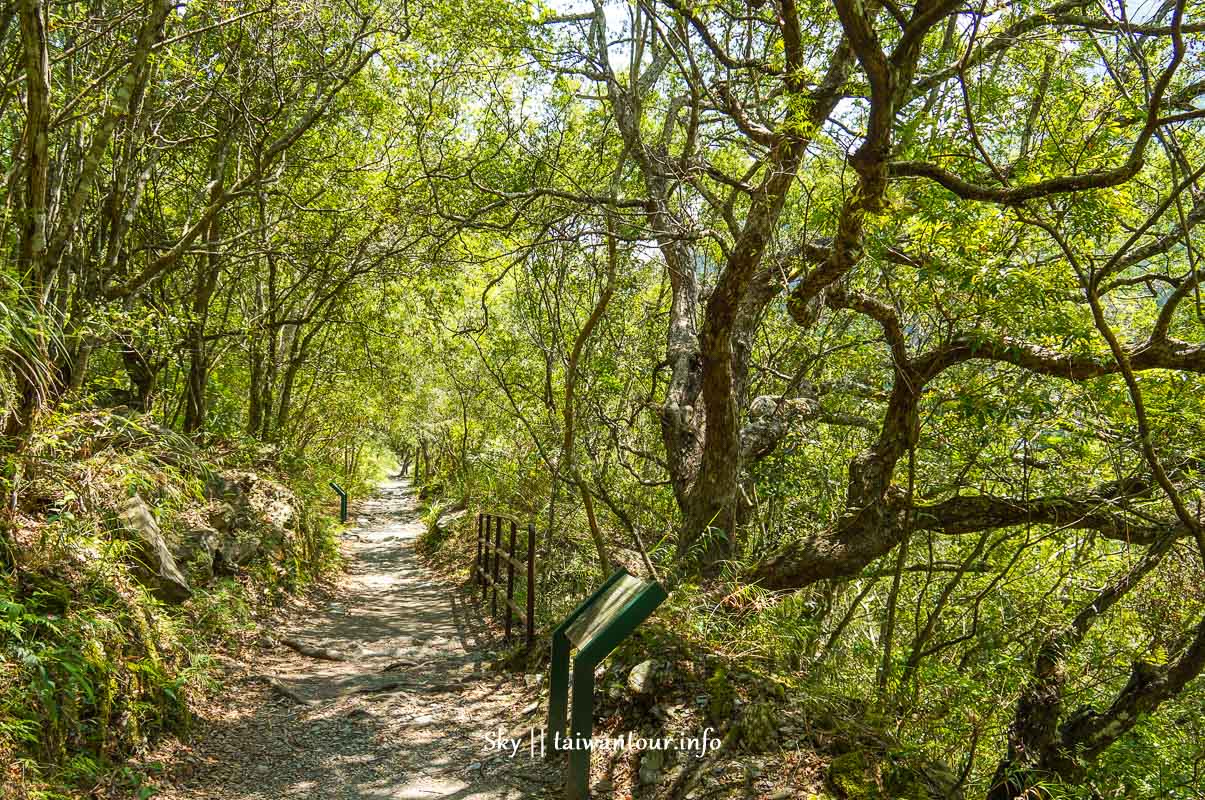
[0,561,191,797]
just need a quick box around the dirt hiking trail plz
[147,479,557,800]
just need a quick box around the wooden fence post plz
[481,514,489,602]
[526,522,536,648]
[491,515,501,616]
[474,513,483,585]
[505,520,516,640]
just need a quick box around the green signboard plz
[546,568,668,800]
[329,481,348,522]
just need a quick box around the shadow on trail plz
[148,479,557,800]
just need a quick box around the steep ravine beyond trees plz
[140,480,559,800]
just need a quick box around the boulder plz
[170,521,266,581]
[118,495,192,603]
[827,749,964,799]
[433,506,467,534]
[628,659,656,695]
[252,444,282,469]
[214,529,263,573]
[201,470,299,569]
[208,501,239,533]
[172,526,221,584]
[638,749,664,785]
[737,701,777,752]
[256,488,295,537]
[204,472,243,503]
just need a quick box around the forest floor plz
[138,479,559,800]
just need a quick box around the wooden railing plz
[474,512,536,647]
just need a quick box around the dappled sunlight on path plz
[142,480,557,800]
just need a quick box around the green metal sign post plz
[546,568,668,800]
[329,481,348,523]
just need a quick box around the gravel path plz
[145,479,559,800]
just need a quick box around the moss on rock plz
[738,700,778,752]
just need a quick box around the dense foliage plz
[1,0,1203,797]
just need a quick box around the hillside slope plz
[1,410,340,799]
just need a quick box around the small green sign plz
[546,568,668,800]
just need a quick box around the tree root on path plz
[256,674,428,701]
[352,681,411,695]
[263,676,317,706]
[351,676,475,697]
[281,637,349,661]
[280,638,424,664]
